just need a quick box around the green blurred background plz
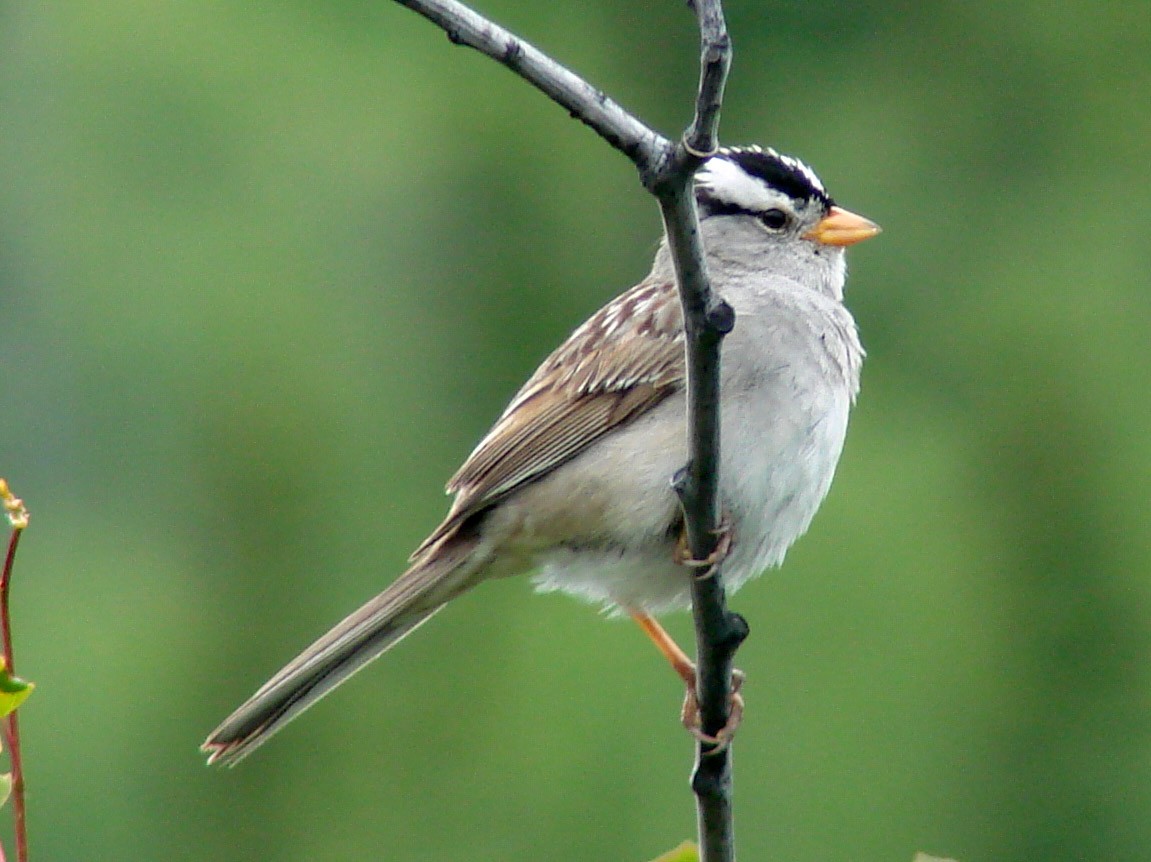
[2,1,1150,860]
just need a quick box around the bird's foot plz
[629,610,746,751]
[674,514,732,571]
[681,667,745,753]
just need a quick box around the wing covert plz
[412,278,684,558]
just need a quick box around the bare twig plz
[390,2,743,859]
[683,0,730,158]
[646,6,745,862]
[0,480,29,862]
[394,0,668,171]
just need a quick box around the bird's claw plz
[675,515,733,571]
[681,668,745,753]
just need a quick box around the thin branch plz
[644,5,744,862]
[0,480,29,862]
[683,0,731,157]
[660,171,743,861]
[388,3,744,860]
[394,0,669,171]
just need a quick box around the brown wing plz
[411,277,684,559]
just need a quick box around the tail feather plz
[202,546,477,766]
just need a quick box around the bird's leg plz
[629,610,745,750]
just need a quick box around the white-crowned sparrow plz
[202,146,879,765]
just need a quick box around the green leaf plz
[648,841,698,862]
[0,658,33,718]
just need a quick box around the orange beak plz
[802,206,881,247]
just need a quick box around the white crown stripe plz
[695,147,828,215]
[713,145,827,197]
[695,156,778,212]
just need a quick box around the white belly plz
[525,381,851,614]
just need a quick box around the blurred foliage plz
[1,1,1149,860]
[650,840,698,862]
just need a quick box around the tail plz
[202,544,478,766]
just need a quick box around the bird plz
[202,146,880,766]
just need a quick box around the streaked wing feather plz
[411,278,683,559]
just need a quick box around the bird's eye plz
[760,208,789,230]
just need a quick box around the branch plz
[390,2,744,859]
[646,7,746,862]
[394,0,669,172]
[0,480,30,862]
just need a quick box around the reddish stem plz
[1,527,27,862]
[1,527,19,673]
